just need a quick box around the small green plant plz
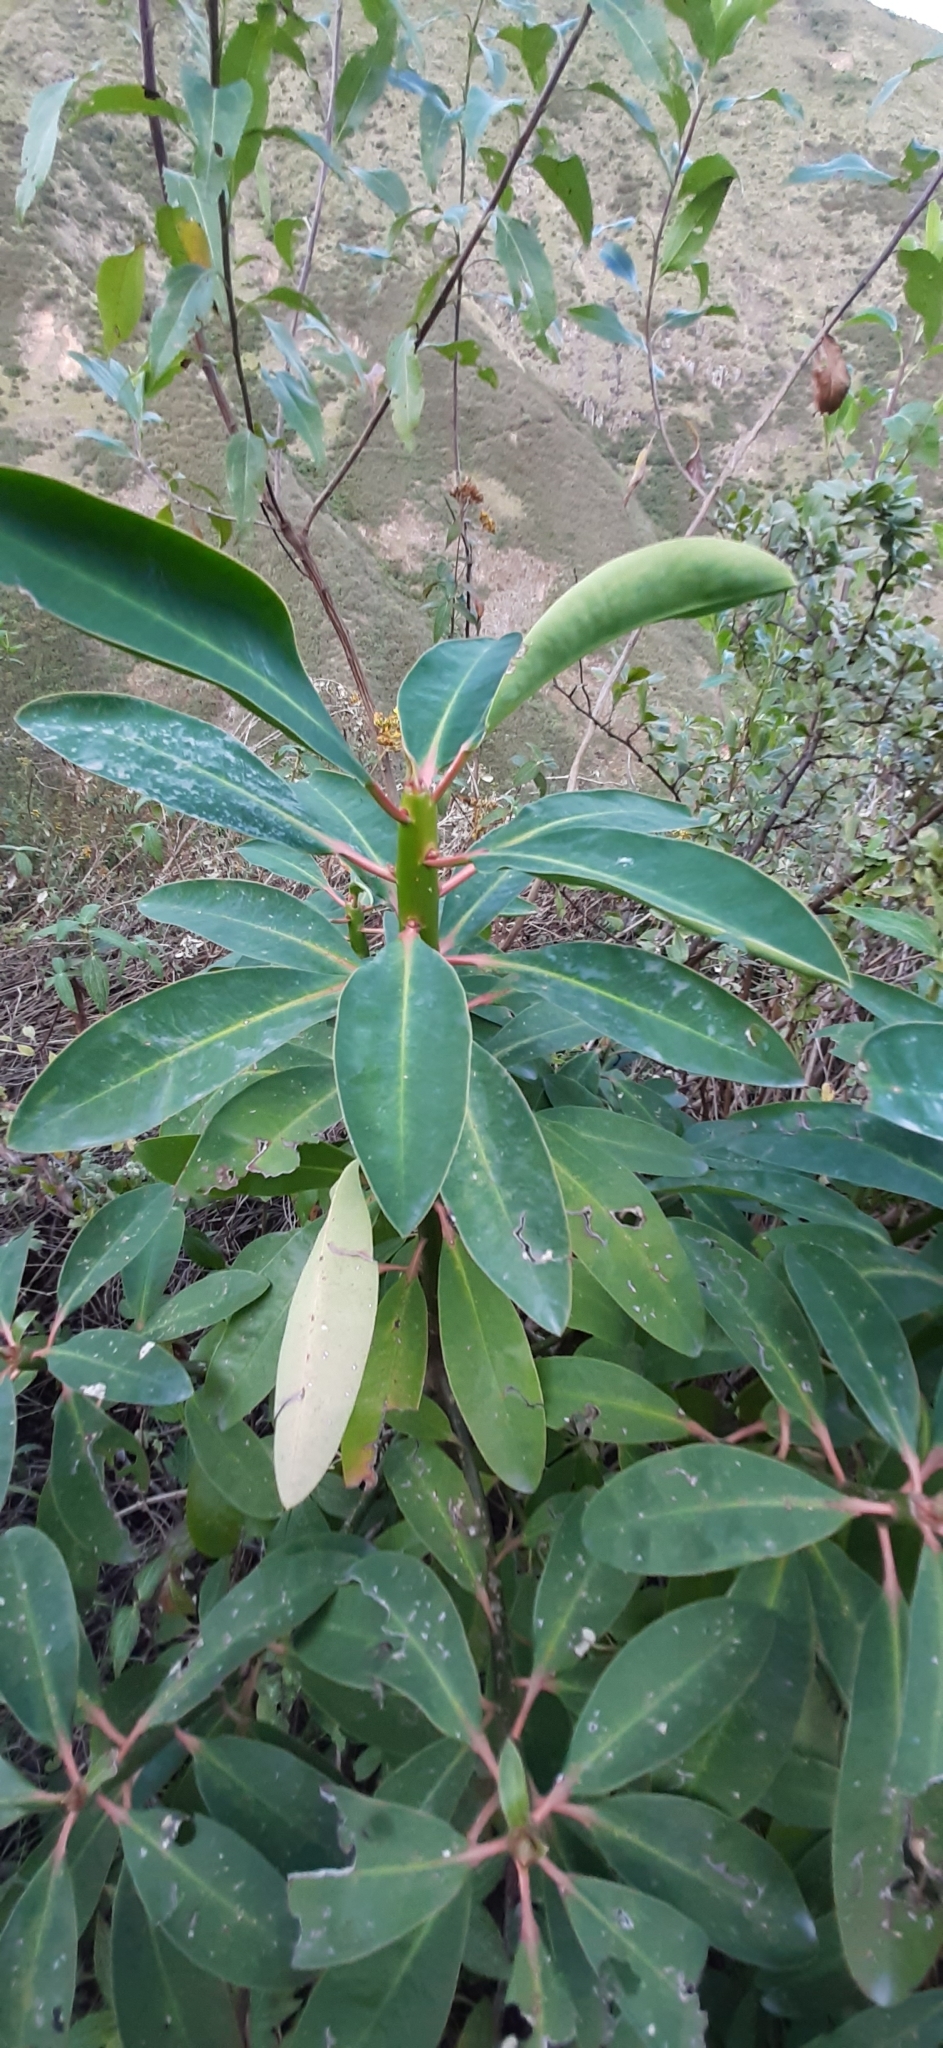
[5,473,943,2043]
[36,902,164,1019]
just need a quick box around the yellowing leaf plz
[178,218,213,267]
[273,1160,378,1508]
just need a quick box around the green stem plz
[396,790,440,946]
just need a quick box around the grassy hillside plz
[0,0,939,831]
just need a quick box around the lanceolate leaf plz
[111,1864,243,2048]
[142,1268,270,1339]
[688,1102,943,1205]
[563,1874,708,2047]
[583,1446,850,1577]
[783,1242,919,1455]
[540,1109,704,1355]
[531,1491,633,1677]
[177,1065,340,1198]
[0,1851,78,2046]
[0,469,361,776]
[486,539,794,728]
[397,636,521,779]
[834,1593,943,2004]
[0,1377,15,1511]
[338,1550,484,1739]
[186,1395,280,1522]
[289,1787,469,1968]
[141,881,355,977]
[10,969,340,1153]
[120,1809,299,1990]
[681,1559,815,1817]
[438,1238,546,1492]
[273,1161,379,1509]
[193,1738,343,1875]
[805,1995,943,2048]
[49,1328,193,1407]
[897,1547,943,1795]
[17,697,336,854]
[383,1439,488,1591]
[57,1184,177,1315]
[290,1891,469,2048]
[442,1044,571,1332]
[538,1354,692,1444]
[0,1526,79,1747]
[292,770,399,872]
[484,940,803,1084]
[676,1222,826,1431]
[475,829,847,985]
[589,1792,816,1967]
[342,1276,427,1487]
[203,1224,323,1428]
[565,1597,772,1794]
[334,931,471,1234]
[141,1537,352,1729]
[0,1227,33,1330]
[863,1022,943,1141]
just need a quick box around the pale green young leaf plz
[386,328,424,448]
[273,1160,379,1509]
[97,245,146,347]
[15,77,75,219]
[342,1275,427,1486]
[225,429,268,533]
[533,152,593,244]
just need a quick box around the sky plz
[875,0,943,28]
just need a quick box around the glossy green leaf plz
[334,931,471,1234]
[487,538,793,726]
[538,1354,692,1445]
[18,695,340,855]
[11,969,339,1153]
[540,1110,704,1355]
[141,880,354,977]
[48,1328,192,1406]
[437,868,529,952]
[505,1932,577,2045]
[273,1161,379,1509]
[111,1864,243,2048]
[0,1755,53,1828]
[439,1041,566,1333]
[589,1791,816,1966]
[193,1738,342,1876]
[484,938,804,1082]
[292,770,398,872]
[0,1228,33,1331]
[0,1526,79,1747]
[386,326,424,448]
[680,1559,815,1816]
[533,150,593,242]
[397,636,521,778]
[338,1550,483,1738]
[531,1491,632,1677]
[438,1238,545,1490]
[834,1593,943,2004]
[143,1267,270,1339]
[49,1394,135,1566]
[289,1786,468,1967]
[383,1439,487,1590]
[494,211,557,336]
[779,1223,943,1321]
[140,1536,351,1730]
[566,1596,772,1794]
[689,1101,943,1204]
[382,1741,474,1821]
[0,1378,16,1511]
[122,1204,186,1324]
[178,1064,340,1198]
[897,1547,943,1795]
[863,1021,943,1142]
[202,1224,322,1428]
[805,1991,943,2047]
[57,1184,176,1315]
[121,1808,298,1990]
[583,1445,850,1577]
[564,1873,707,2047]
[291,1890,469,2048]
[676,1221,826,1431]
[474,839,845,989]
[0,1850,77,2047]
[0,470,360,775]
[784,1241,919,1454]
[804,1541,880,1706]
[342,1276,427,1486]
[187,1394,280,1521]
